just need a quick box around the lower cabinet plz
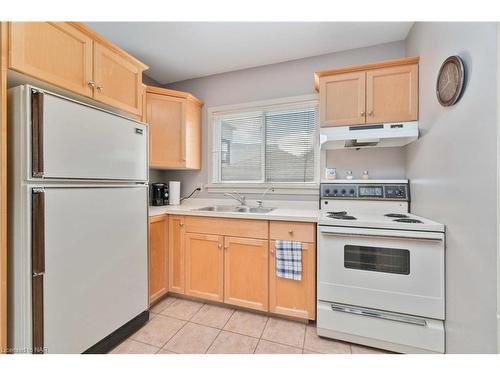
[224,237,269,312]
[185,233,224,302]
[148,215,168,305]
[150,214,316,320]
[269,242,316,319]
[168,215,185,293]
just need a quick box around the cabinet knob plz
[96,85,103,92]
[179,222,184,227]
[288,230,294,235]
[270,247,275,255]
[87,80,95,88]
[218,244,222,249]
[360,111,366,116]
[368,110,374,116]
[224,246,228,251]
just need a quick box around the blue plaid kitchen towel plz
[275,240,302,281]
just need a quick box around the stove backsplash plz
[323,147,406,180]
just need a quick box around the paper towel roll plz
[169,181,181,205]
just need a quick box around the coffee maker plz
[151,183,169,206]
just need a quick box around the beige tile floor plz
[111,296,392,354]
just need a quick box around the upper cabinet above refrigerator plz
[8,22,148,117]
[315,57,419,128]
[9,85,148,182]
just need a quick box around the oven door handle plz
[330,303,428,327]
[319,227,443,242]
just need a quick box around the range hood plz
[320,121,419,150]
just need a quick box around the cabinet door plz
[184,99,202,169]
[269,242,316,320]
[168,215,185,294]
[320,71,366,127]
[9,22,93,97]
[146,92,186,168]
[224,237,268,311]
[366,64,418,123]
[93,42,143,115]
[185,233,224,302]
[149,216,168,305]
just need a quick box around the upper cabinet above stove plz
[315,57,419,128]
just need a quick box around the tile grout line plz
[156,316,190,353]
[253,316,270,354]
[205,308,236,353]
[157,301,206,353]
[301,322,308,353]
[117,337,162,354]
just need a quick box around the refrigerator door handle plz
[32,187,45,353]
[31,90,45,178]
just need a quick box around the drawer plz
[185,216,268,239]
[270,221,316,242]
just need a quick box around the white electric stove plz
[316,180,446,354]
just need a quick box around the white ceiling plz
[86,22,414,84]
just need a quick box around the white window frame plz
[206,94,320,195]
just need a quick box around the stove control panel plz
[321,183,408,201]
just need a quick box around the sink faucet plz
[224,192,247,207]
[256,187,275,208]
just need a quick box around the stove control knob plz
[341,189,346,196]
[349,189,355,196]
[333,189,338,196]
[324,189,330,196]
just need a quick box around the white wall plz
[405,22,498,353]
[155,41,407,199]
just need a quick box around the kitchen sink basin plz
[192,205,275,214]
[193,205,240,212]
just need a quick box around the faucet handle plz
[256,200,263,208]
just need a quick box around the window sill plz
[205,183,320,195]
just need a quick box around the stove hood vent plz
[320,121,418,150]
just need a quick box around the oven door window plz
[344,245,410,275]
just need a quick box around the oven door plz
[318,225,445,319]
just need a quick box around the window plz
[210,97,318,187]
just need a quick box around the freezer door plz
[31,90,147,181]
[40,186,148,353]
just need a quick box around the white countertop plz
[149,198,319,222]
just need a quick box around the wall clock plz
[436,55,465,107]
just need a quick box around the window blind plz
[265,106,317,182]
[212,101,318,184]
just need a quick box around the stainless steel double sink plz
[192,205,275,214]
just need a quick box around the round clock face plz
[436,56,464,106]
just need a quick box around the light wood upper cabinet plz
[9,22,93,97]
[366,64,418,123]
[147,92,186,168]
[149,216,169,305]
[185,233,224,302]
[8,22,148,116]
[320,71,366,127]
[145,86,203,170]
[315,57,419,127]
[224,236,269,312]
[93,43,144,115]
[168,215,185,294]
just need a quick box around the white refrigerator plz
[8,85,149,354]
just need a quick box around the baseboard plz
[83,310,149,354]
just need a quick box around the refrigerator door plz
[39,186,148,353]
[31,89,147,181]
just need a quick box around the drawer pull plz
[288,230,294,235]
[218,244,222,249]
